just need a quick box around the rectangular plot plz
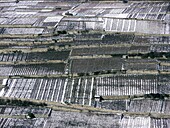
[26,51,70,61]
[117,19,123,31]
[145,14,157,20]
[9,18,38,25]
[41,80,50,100]
[122,20,130,32]
[44,16,63,23]
[8,54,14,61]
[76,80,85,105]
[160,6,168,12]
[150,7,161,13]
[11,63,66,76]
[111,19,118,31]
[50,79,58,101]
[129,20,136,32]
[71,58,124,74]
[157,14,165,20]
[57,79,66,102]
[100,100,128,111]
[4,28,44,35]
[46,80,55,101]
[96,75,158,96]
[70,79,79,104]
[105,18,112,31]
[71,46,129,56]
[40,80,48,100]
[52,79,62,102]
[2,54,8,61]
[127,63,157,71]
[35,79,46,100]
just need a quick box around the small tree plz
[26,112,36,119]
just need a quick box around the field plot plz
[0,118,46,128]
[104,18,136,32]
[126,63,157,71]
[96,74,159,96]
[104,18,167,34]
[0,52,28,62]
[129,99,163,113]
[0,42,62,50]
[0,110,169,128]
[71,57,125,74]
[76,2,127,16]
[159,64,170,72]
[120,116,150,128]
[157,75,170,94]
[123,2,169,20]
[100,100,129,111]
[102,34,135,44]
[1,78,68,102]
[135,20,166,35]
[76,8,105,17]
[75,33,102,39]
[149,36,170,44]
[160,100,170,114]
[0,65,13,76]
[151,118,170,128]
[2,18,38,26]
[31,78,68,103]
[0,18,13,26]
[73,40,102,45]
[99,98,170,114]
[126,59,158,64]
[99,99,170,114]
[44,110,121,128]
[139,36,170,44]
[151,44,170,52]
[71,46,130,56]
[133,36,152,44]
[56,21,82,31]
[56,16,104,31]
[56,20,103,31]
[126,59,158,71]
[0,106,50,116]
[129,45,150,53]
[44,110,170,128]
[60,31,169,47]
[42,16,63,28]
[0,1,169,35]
[64,77,95,106]
[0,11,38,19]
[10,63,66,76]
[0,77,95,106]
[0,63,66,76]
[26,51,70,62]
[68,1,170,33]
[3,28,44,35]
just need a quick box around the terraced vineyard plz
[0,0,169,127]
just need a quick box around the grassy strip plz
[0,97,170,119]
[102,94,170,100]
